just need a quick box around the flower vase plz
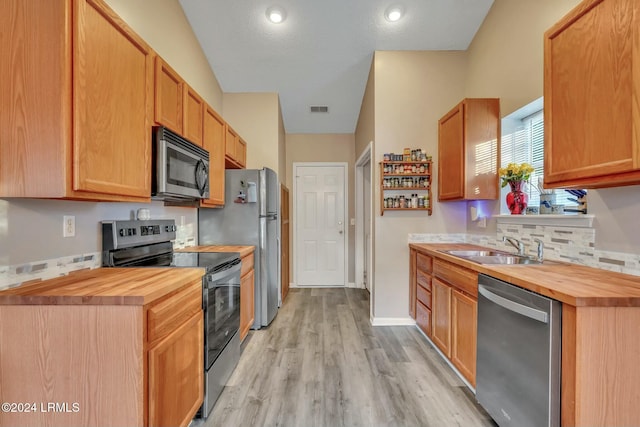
[506,181,528,215]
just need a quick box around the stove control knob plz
[119,228,126,237]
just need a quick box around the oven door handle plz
[479,285,548,323]
[205,262,241,286]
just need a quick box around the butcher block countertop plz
[177,245,255,258]
[410,243,640,307]
[0,267,205,306]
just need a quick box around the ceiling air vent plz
[310,106,329,113]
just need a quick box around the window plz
[501,98,581,213]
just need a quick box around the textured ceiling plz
[179,0,494,134]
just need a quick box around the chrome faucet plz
[533,238,544,262]
[503,236,525,256]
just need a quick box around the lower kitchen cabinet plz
[0,277,204,427]
[409,247,479,388]
[148,312,204,427]
[415,300,431,337]
[451,289,477,387]
[239,251,255,341]
[432,278,452,357]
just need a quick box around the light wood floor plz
[196,288,496,427]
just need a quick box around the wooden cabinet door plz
[409,249,417,319]
[225,127,237,159]
[183,85,204,146]
[148,312,204,427]
[236,138,247,168]
[432,277,452,357]
[72,0,152,200]
[544,0,640,188]
[464,99,499,199]
[154,57,184,134]
[201,106,226,206]
[438,103,465,201]
[0,0,70,198]
[416,300,432,337]
[240,269,255,341]
[451,289,477,387]
[224,126,246,169]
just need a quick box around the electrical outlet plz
[478,217,487,228]
[63,215,75,237]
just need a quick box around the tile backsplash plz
[410,220,640,277]
[0,223,196,291]
[0,252,102,291]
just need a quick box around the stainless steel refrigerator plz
[198,167,280,329]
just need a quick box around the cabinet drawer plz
[241,252,254,277]
[148,281,202,344]
[416,300,431,337]
[417,285,431,309]
[417,269,431,291]
[416,253,432,273]
[433,258,478,297]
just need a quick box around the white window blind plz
[501,109,580,211]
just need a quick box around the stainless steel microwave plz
[152,126,209,201]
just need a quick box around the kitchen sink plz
[464,255,542,265]
[441,249,544,265]
[443,250,510,257]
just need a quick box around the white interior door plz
[295,164,346,287]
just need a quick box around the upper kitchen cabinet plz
[154,59,204,147]
[437,99,500,201]
[154,57,184,135]
[544,0,640,188]
[183,85,204,147]
[201,105,226,207]
[225,125,247,169]
[0,0,153,202]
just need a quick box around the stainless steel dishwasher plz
[476,274,561,427]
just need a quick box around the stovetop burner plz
[170,252,239,274]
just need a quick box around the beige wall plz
[105,0,223,111]
[223,93,281,175]
[369,51,469,319]
[285,134,356,283]
[355,59,375,160]
[465,0,580,117]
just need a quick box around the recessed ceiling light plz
[266,6,286,24]
[385,5,404,22]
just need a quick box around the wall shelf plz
[380,161,433,216]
